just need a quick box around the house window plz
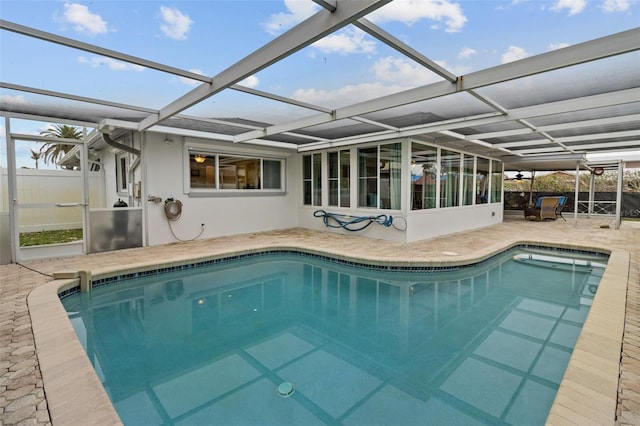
[328,150,350,207]
[190,153,216,188]
[219,156,260,189]
[358,143,401,210]
[440,149,461,208]
[379,142,401,210]
[189,151,284,192]
[358,147,378,208]
[303,153,322,205]
[263,160,282,189]
[491,159,503,203]
[411,143,437,210]
[116,152,128,194]
[462,154,475,206]
[476,157,490,203]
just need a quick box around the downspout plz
[101,131,140,156]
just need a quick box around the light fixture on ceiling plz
[515,172,524,182]
[194,154,206,164]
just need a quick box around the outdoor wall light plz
[194,154,206,163]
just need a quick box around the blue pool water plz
[62,247,607,426]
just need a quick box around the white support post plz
[401,139,410,213]
[616,160,624,229]
[81,128,90,255]
[588,171,595,216]
[574,163,580,224]
[5,117,17,263]
[529,171,535,205]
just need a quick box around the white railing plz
[577,200,617,215]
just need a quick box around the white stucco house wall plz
[95,129,503,249]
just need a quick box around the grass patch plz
[20,229,83,247]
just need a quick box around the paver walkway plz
[1,215,638,425]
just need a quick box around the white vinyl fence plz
[0,167,106,231]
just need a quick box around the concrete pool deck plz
[1,214,639,425]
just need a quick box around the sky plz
[0,0,639,169]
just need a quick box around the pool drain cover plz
[277,382,294,397]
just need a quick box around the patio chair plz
[524,197,561,221]
[555,196,567,221]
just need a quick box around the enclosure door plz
[11,139,88,262]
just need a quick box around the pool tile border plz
[60,243,609,300]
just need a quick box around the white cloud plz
[0,95,29,105]
[77,56,145,71]
[551,0,587,15]
[239,75,260,88]
[373,56,442,86]
[548,42,570,50]
[370,0,467,33]
[263,0,318,35]
[602,0,630,12]
[502,46,529,63]
[458,47,477,60]
[312,28,376,55]
[292,56,450,107]
[160,6,193,40]
[293,82,405,107]
[59,2,108,36]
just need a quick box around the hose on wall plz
[313,210,407,232]
[164,198,205,242]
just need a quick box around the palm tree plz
[30,149,41,169]
[39,124,82,168]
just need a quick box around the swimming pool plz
[61,247,607,425]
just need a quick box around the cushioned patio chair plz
[524,197,561,221]
[555,196,567,221]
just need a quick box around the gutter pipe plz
[101,131,140,156]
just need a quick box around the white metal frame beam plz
[297,88,639,152]
[234,28,640,145]
[466,114,640,140]
[1,13,638,160]
[499,129,640,148]
[1,17,395,142]
[0,82,329,147]
[1,82,157,113]
[0,20,211,83]
[137,0,392,131]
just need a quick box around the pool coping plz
[28,240,629,425]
